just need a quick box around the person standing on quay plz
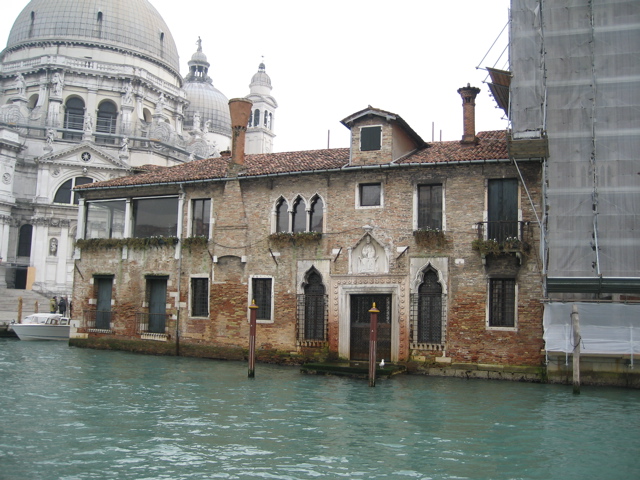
[50,296,58,313]
[58,297,67,317]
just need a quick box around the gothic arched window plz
[301,270,326,341]
[309,195,324,233]
[276,198,289,233]
[417,268,443,344]
[292,197,306,233]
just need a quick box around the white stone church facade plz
[0,0,276,296]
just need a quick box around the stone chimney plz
[228,98,253,165]
[457,84,481,145]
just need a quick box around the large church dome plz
[4,0,180,75]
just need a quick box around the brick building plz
[71,90,544,368]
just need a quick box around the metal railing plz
[135,312,168,335]
[475,221,525,243]
[83,309,113,331]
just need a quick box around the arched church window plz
[54,176,93,205]
[27,94,39,110]
[17,224,33,257]
[292,197,306,233]
[416,268,443,344]
[63,97,84,140]
[299,270,326,342]
[254,109,260,127]
[264,110,268,127]
[268,112,272,129]
[309,195,324,233]
[276,198,289,233]
[248,110,253,127]
[96,100,118,144]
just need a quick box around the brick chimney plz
[228,98,253,165]
[457,84,481,145]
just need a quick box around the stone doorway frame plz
[332,276,406,362]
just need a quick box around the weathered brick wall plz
[74,158,544,367]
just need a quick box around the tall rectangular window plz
[489,278,516,327]
[191,199,211,237]
[251,277,273,321]
[361,126,382,151]
[488,179,518,242]
[191,277,209,317]
[417,184,443,230]
[359,183,381,207]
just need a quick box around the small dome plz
[250,62,271,88]
[4,0,180,75]
[183,39,229,136]
[191,50,208,63]
[183,81,231,137]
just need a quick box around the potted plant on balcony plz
[414,227,446,248]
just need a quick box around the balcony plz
[473,221,530,264]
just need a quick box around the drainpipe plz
[175,183,185,356]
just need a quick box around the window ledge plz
[486,326,517,332]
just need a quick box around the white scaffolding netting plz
[544,302,640,355]
[510,0,640,278]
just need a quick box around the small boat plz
[10,313,71,341]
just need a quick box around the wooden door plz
[350,294,391,361]
[148,278,167,334]
[96,277,113,329]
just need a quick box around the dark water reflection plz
[1,339,639,479]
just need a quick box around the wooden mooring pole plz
[18,297,23,323]
[368,303,379,387]
[248,300,258,378]
[571,304,581,394]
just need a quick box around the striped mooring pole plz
[368,302,379,387]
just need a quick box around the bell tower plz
[245,62,277,154]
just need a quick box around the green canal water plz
[1,339,639,480]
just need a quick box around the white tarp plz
[543,302,640,354]
[510,0,640,278]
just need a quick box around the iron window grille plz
[296,293,328,346]
[191,278,209,317]
[252,278,272,321]
[489,278,516,327]
[410,292,447,350]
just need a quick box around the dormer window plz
[360,126,381,151]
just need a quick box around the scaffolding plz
[509,0,640,355]
[510,0,640,281]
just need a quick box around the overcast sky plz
[1,0,510,153]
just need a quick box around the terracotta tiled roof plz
[76,131,508,190]
[398,130,508,164]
